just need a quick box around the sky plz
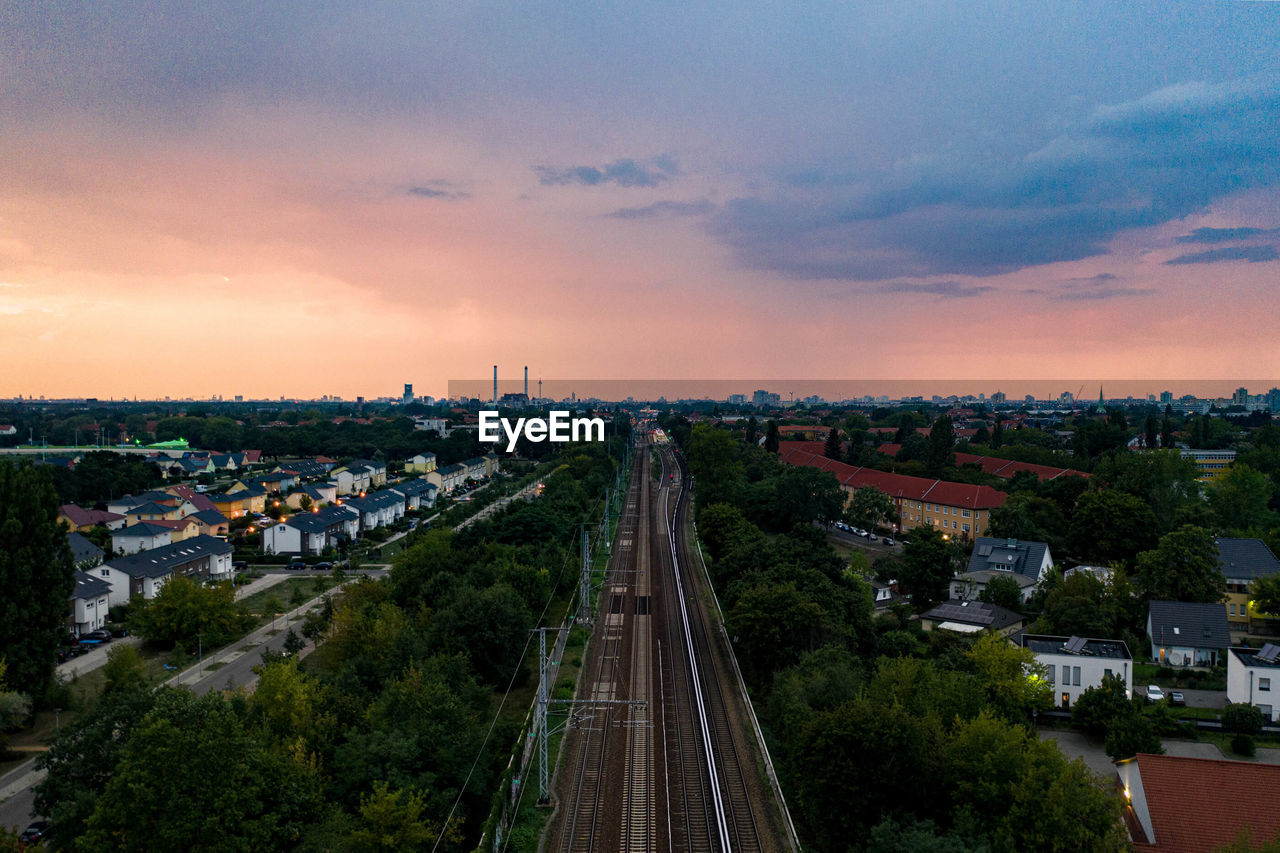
[1,1,1279,400]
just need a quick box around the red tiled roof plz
[167,486,217,513]
[779,441,828,456]
[953,451,1087,481]
[240,449,262,464]
[780,448,1008,509]
[1128,753,1280,852]
[58,504,125,527]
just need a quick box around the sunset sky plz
[2,2,1278,399]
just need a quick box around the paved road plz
[823,524,903,553]
[0,571,385,833]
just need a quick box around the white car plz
[1145,684,1165,702]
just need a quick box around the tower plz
[524,366,528,399]
[493,365,498,404]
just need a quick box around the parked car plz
[77,637,104,647]
[82,629,113,643]
[233,560,248,570]
[882,537,896,546]
[19,821,47,843]
[1170,691,1186,706]
[1145,684,1165,702]
[313,561,333,570]
[287,559,307,570]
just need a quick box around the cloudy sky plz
[2,1,1278,399]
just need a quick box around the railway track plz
[548,439,782,853]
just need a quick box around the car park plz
[1145,684,1165,702]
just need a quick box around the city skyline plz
[2,3,1279,398]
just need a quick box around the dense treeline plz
[674,420,1128,852]
[34,443,620,851]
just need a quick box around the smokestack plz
[493,365,498,403]
[524,366,528,399]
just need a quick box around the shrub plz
[1230,733,1256,757]
[1222,702,1265,735]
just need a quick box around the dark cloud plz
[407,183,469,201]
[874,280,994,298]
[605,199,715,220]
[1048,273,1154,301]
[1174,226,1279,244]
[710,77,1280,281]
[1165,245,1278,265]
[536,157,677,188]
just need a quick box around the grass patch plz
[238,577,326,627]
[1133,662,1227,691]
[206,661,227,671]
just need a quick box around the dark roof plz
[1215,537,1280,582]
[103,535,232,579]
[285,505,358,533]
[1148,600,1230,650]
[126,501,173,517]
[67,532,105,566]
[439,463,466,475]
[1229,645,1280,670]
[71,570,111,600]
[1020,634,1131,660]
[391,479,436,496]
[346,491,404,512]
[113,522,173,538]
[191,509,229,525]
[922,599,1023,631]
[965,537,1050,580]
[463,456,488,468]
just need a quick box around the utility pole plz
[578,525,590,623]
[536,627,550,804]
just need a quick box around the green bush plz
[1223,702,1265,735]
[1230,733,1256,757]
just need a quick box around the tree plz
[1160,411,1174,448]
[1071,673,1134,738]
[1104,712,1163,759]
[346,781,458,851]
[1144,413,1159,449]
[979,575,1024,612]
[0,461,77,697]
[967,632,1051,722]
[823,427,842,460]
[1069,489,1158,566]
[283,628,306,656]
[102,643,148,695]
[1135,525,1224,603]
[1207,464,1279,532]
[764,419,780,454]
[988,494,1066,554]
[77,689,322,850]
[925,414,955,475]
[894,526,960,610]
[728,583,827,684]
[744,416,758,445]
[1250,574,1280,617]
[0,659,33,754]
[685,424,745,508]
[1222,702,1265,735]
[132,575,253,647]
[847,485,895,533]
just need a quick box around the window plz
[1230,604,1236,615]
[1261,678,1272,691]
[1047,664,1056,684]
[962,524,970,532]
[100,568,109,577]
[1073,666,1082,686]
[962,509,971,518]
[1105,668,1112,679]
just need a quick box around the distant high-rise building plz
[1024,395,1035,404]
[728,394,747,405]
[752,389,769,407]
[1267,388,1280,413]
[1233,387,1248,407]
[234,395,243,402]
[403,383,413,403]
[991,391,1006,403]
[1160,390,1173,405]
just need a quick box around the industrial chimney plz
[524,366,528,399]
[493,365,498,403]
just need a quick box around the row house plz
[430,463,468,494]
[390,478,438,511]
[344,490,405,531]
[286,481,338,510]
[69,571,112,636]
[404,452,438,474]
[263,505,360,556]
[94,535,234,607]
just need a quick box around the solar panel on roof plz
[1064,636,1088,654]
[1260,644,1280,663]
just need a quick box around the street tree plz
[1250,574,1280,617]
[0,461,77,697]
[131,575,252,647]
[1135,525,1224,603]
[967,632,1051,722]
[102,643,148,695]
[847,485,895,533]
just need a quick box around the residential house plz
[147,515,202,543]
[262,505,360,556]
[209,453,238,471]
[166,485,218,514]
[430,463,468,494]
[1116,753,1280,851]
[69,570,112,636]
[867,578,902,612]
[123,501,182,525]
[112,522,174,555]
[920,599,1025,636]
[207,492,252,519]
[1216,537,1280,634]
[286,482,336,511]
[389,478,437,511]
[67,531,105,569]
[779,447,1007,539]
[952,537,1053,603]
[333,464,372,497]
[1226,644,1280,723]
[344,490,405,532]
[189,509,230,537]
[223,481,268,513]
[1020,634,1132,709]
[106,494,148,515]
[405,452,438,474]
[1147,600,1230,667]
[58,504,126,532]
[412,416,449,435]
[276,459,335,480]
[94,535,234,607]
[256,471,297,494]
